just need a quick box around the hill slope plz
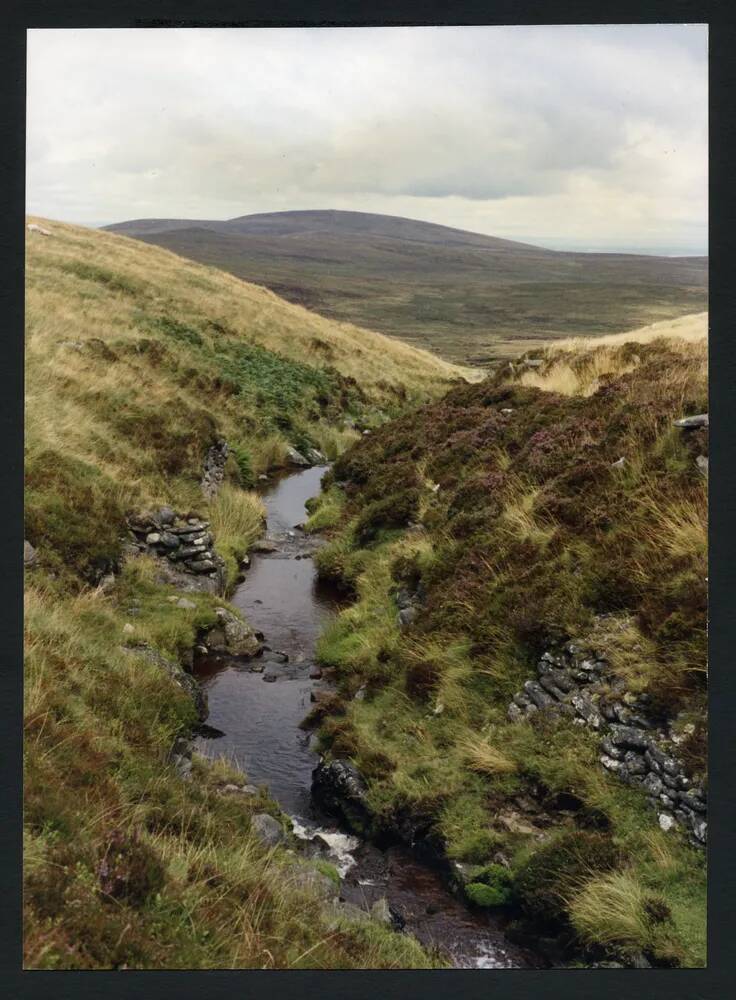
[105,210,708,364]
[23,218,461,969]
[306,328,707,967]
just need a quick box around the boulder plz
[176,598,197,610]
[305,448,326,465]
[312,759,371,833]
[397,606,418,627]
[212,607,261,656]
[673,413,708,429]
[250,813,286,848]
[286,446,310,467]
[23,540,37,568]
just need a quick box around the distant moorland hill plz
[105,210,708,364]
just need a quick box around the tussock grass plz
[209,485,265,584]
[457,735,517,775]
[568,870,675,956]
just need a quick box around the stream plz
[193,465,537,969]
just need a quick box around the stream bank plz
[192,465,539,969]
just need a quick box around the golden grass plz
[26,215,466,395]
[555,311,708,352]
[457,734,517,775]
[514,312,707,398]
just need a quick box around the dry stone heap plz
[126,507,227,592]
[507,642,707,847]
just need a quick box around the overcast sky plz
[27,25,708,253]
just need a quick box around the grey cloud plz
[26,25,707,250]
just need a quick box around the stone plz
[600,738,624,760]
[207,608,260,656]
[159,531,180,549]
[176,598,197,610]
[252,539,278,553]
[507,703,524,723]
[98,573,116,592]
[250,813,285,848]
[611,456,626,469]
[696,455,708,477]
[309,665,323,680]
[201,439,229,500]
[291,868,339,900]
[658,813,676,832]
[608,725,649,752]
[524,680,555,710]
[263,665,280,682]
[600,754,622,772]
[24,540,38,568]
[642,773,664,797]
[258,474,268,481]
[286,446,310,467]
[673,413,708,429]
[312,759,370,829]
[370,898,392,924]
[146,532,161,545]
[158,506,176,525]
[189,559,216,573]
[623,751,647,775]
[397,606,417,627]
[122,623,135,636]
[570,691,602,728]
[678,790,707,813]
[305,448,326,465]
[690,817,707,843]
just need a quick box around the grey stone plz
[189,559,216,573]
[286,446,310,467]
[673,413,708,429]
[370,898,393,924]
[305,448,326,465]
[159,531,181,549]
[600,738,624,760]
[678,790,707,813]
[263,665,280,682]
[158,506,176,525]
[608,725,649,752]
[600,754,622,772]
[397,606,418,627]
[658,813,676,832]
[642,773,664,796]
[696,455,708,477]
[250,813,285,847]
[309,665,323,679]
[623,751,647,775]
[146,532,162,545]
[176,598,197,610]
[507,702,523,723]
[570,691,602,728]
[524,680,555,710]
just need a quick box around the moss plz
[465,881,512,908]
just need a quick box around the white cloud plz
[26,25,707,251]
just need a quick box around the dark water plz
[193,465,537,969]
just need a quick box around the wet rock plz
[312,759,371,833]
[263,665,280,682]
[252,539,279,553]
[250,813,285,848]
[211,607,261,656]
[309,665,323,680]
[370,898,393,924]
[305,448,326,465]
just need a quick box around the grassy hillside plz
[306,325,707,967]
[105,210,708,364]
[23,217,461,969]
